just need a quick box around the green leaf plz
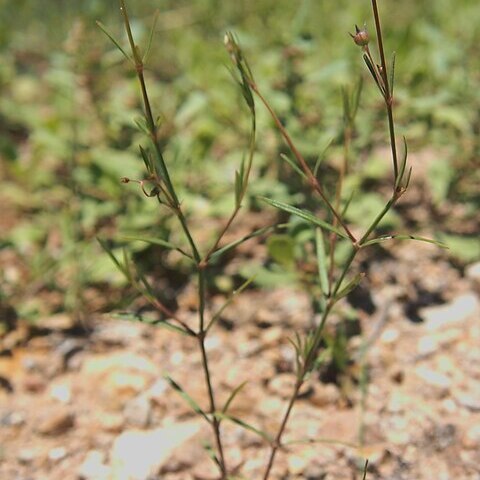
[389,52,396,96]
[142,10,159,63]
[121,235,178,250]
[96,21,131,62]
[214,413,272,442]
[112,312,191,336]
[201,441,221,469]
[165,375,210,422]
[222,381,248,414]
[97,238,128,278]
[207,276,256,332]
[259,197,348,238]
[139,145,153,174]
[361,234,448,249]
[284,437,359,449]
[395,136,408,189]
[315,228,329,296]
[267,234,296,267]
[209,226,273,263]
[234,169,242,207]
[334,273,365,301]
[363,53,385,96]
[280,153,306,180]
[313,138,333,177]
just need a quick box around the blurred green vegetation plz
[0,0,478,323]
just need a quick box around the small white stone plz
[465,262,480,282]
[381,328,400,344]
[422,293,479,330]
[78,450,111,480]
[49,384,72,404]
[48,447,67,462]
[204,335,221,351]
[417,336,438,356]
[110,421,202,479]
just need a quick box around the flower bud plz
[350,24,369,47]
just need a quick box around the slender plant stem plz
[250,84,357,245]
[198,326,227,477]
[205,115,256,261]
[328,122,352,292]
[371,0,398,179]
[119,3,228,476]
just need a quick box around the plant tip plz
[350,24,370,47]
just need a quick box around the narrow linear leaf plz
[165,375,210,422]
[142,10,159,63]
[389,52,396,96]
[352,77,363,119]
[235,169,242,207]
[121,235,179,251]
[395,136,408,189]
[202,441,221,469]
[96,21,131,61]
[341,190,355,218]
[209,226,273,263]
[139,145,153,174]
[280,153,307,179]
[363,54,385,96]
[222,381,249,414]
[134,117,150,135]
[335,272,365,301]
[404,166,413,189]
[122,247,133,282]
[121,235,192,260]
[313,138,333,177]
[315,228,329,296]
[284,437,359,449]
[207,275,256,332]
[112,312,191,336]
[97,238,128,277]
[361,234,448,249]
[214,413,272,442]
[259,197,348,239]
[342,86,351,124]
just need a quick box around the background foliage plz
[0,0,478,324]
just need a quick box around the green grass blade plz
[259,197,348,239]
[96,21,131,62]
[165,375,210,422]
